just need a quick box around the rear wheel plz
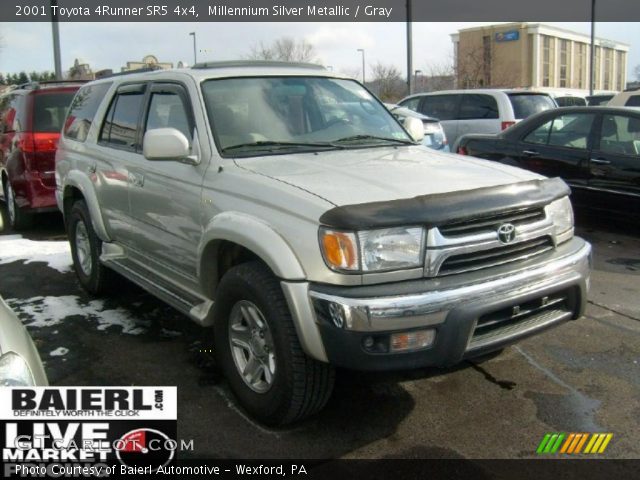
[3,180,33,230]
[68,199,114,294]
[214,261,335,426]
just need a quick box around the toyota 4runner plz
[55,62,591,425]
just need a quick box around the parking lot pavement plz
[0,206,638,459]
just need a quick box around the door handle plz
[590,158,611,165]
[87,164,96,174]
[522,150,540,157]
[128,172,144,187]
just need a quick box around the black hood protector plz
[319,177,570,230]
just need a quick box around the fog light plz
[390,330,435,353]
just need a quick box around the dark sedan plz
[456,107,640,220]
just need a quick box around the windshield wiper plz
[222,140,342,153]
[331,135,415,146]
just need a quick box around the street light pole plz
[406,0,413,95]
[589,0,596,96]
[189,32,197,65]
[357,49,365,84]
[50,0,62,80]
[414,69,422,93]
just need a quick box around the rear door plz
[456,93,501,139]
[513,112,596,204]
[587,112,640,216]
[417,94,460,146]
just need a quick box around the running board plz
[101,256,214,326]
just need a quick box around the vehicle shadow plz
[0,200,66,239]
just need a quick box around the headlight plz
[320,227,424,272]
[0,352,36,387]
[546,196,574,244]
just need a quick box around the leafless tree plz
[455,45,520,89]
[369,62,406,102]
[417,60,456,92]
[248,37,318,63]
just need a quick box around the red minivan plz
[0,82,82,229]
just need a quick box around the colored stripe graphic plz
[537,433,613,455]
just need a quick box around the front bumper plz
[286,237,590,371]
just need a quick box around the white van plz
[608,89,640,107]
[398,89,557,146]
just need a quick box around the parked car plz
[456,106,640,220]
[385,103,449,151]
[0,81,83,229]
[607,88,640,107]
[56,62,590,425]
[398,89,557,147]
[586,94,615,106]
[0,295,48,386]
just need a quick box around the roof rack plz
[9,80,87,91]
[191,60,326,71]
[98,66,164,79]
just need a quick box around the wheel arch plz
[61,172,111,242]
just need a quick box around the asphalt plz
[0,205,638,460]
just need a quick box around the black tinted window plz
[418,95,459,121]
[34,91,76,133]
[458,94,499,120]
[555,96,586,107]
[508,94,556,119]
[599,114,640,156]
[100,90,144,149]
[625,95,640,107]
[399,97,421,112]
[64,83,112,141]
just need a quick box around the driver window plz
[145,92,192,142]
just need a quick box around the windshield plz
[508,94,556,119]
[34,91,76,133]
[201,76,412,156]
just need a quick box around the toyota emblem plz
[497,223,516,244]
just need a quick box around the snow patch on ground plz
[0,235,72,273]
[6,295,149,335]
[50,347,69,357]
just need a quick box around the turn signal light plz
[320,230,358,271]
[390,329,435,352]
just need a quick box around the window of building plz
[575,43,586,89]
[482,35,491,87]
[594,46,601,89]
[559,39,569,88]
[603,48,613,90]
[616,51,625,91]
[542,35,553,87]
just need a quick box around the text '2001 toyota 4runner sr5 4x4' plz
[55,62,591,425]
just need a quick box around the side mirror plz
[403,117,425,143]
[143,128,197,164]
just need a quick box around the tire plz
[67,199,114,294]
[3,180,33,230]
[214,261,335,426]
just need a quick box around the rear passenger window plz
[458,94,498,120]
[64,83,112,142]
[418,95,459,121]
[100,87,145,150]
[625,96,640,107]
[525,113,595,150]
[145,92,192,141]
[599,115,640,156]
[399,97,421,112]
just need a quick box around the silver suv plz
[56,62,591,425]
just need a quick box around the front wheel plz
[214,261,335,426]
[68,200,114,294]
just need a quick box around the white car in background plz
[0,296,48,386]
[608,88,640,107]
[385,103,449,151]
[398,89,557,147]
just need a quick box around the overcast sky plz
[1,22,638,80]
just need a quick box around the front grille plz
[439,207,546,237]
[467,290,575,351]
[438,237,554,276]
